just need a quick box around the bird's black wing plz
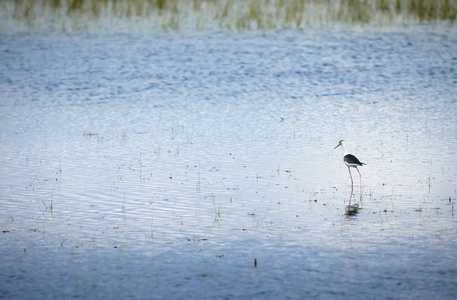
[344,154,365,166]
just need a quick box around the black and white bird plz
[334,140,365,187]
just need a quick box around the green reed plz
[2,0,456,31]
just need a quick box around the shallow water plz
[1,27,457,299]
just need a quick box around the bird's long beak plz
[334,144,340,149]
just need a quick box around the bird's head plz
[334,140,345,149]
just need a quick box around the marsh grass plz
[42,186,55,213]
[451,197,454,217]
[42,199,53,212]
[390,185,395,209]
[211,193,223,221]
[3,0,456,32]
[26,173,38,192]
[122,190,127,213]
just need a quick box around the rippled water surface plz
[1,27,457,299]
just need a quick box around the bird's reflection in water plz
[345,203,361,218]
[345,186,362,218]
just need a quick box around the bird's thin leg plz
[348,167,353,186]
[356,167,362,188]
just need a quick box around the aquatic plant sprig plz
[42,186,55,213]
[212,193,223,222]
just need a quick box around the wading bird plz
[334,140,365,188]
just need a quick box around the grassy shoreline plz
[2,0,457,31]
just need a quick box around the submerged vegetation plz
[1,0,456,31]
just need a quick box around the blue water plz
[1,26,457,299]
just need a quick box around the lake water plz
[1,25,457,299]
